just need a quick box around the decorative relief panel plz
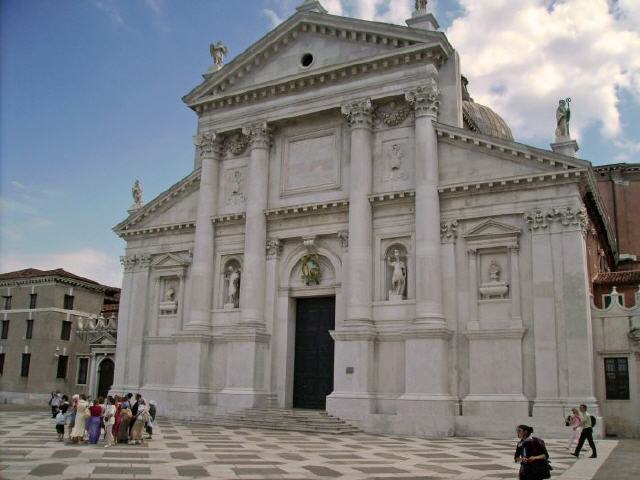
[281,128,341,196]
[222,167,247,207]
[524,206,587,231]
[374,134,415,192]
[373,99,414,129]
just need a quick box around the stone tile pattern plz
[0,410,580,479]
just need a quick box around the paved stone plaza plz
[0,408,621,479]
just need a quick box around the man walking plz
[572,404,597,458]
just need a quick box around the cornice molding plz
[464,327,527,340]
[211,213,246,224]
[189,44,448,114]
[0,277,109,293]
[368,189,415,203]
[119,221,196,239]
[264,199,349,218]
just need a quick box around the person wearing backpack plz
[572,404,597,458]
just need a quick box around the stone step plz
[186,408,360,434]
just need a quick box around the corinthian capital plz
[341,98,373,130]
[120,255,137,273]
[194,132,222,159]
[405,76,440,118]
[242,122,272,150]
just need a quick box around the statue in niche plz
[225,265,241,308]
[555,97,571,140]
[131,180,143,209]
[386,144,407,181]
[488,260,501,282]
[387,248,407,299]
[165,287,176,302]
[301,254,321,286]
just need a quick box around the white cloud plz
[446,0,640,153]
[90,0,125,25]
[263,8,285,27]
[266,0,413,24]
[10,181,25,190]
[144,0,163,16]
[0,248,123,288]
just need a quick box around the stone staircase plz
[192,408,361,434]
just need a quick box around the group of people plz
[49,391,156,447]
[514,404,598,480]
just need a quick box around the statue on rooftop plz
[209,41,229,71]
[415,0,428,11]
[131,180,143,208]
[555,97,571,140]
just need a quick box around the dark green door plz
[293,297,335,409]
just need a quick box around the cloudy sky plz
[1,0,639,287]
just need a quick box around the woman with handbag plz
[514,425,552,480]
[566,408,582,450]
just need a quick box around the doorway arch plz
[97,358,114,398]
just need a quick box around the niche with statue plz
[222,258,242,309]
[385,244,408,301]
[159,277,179,315]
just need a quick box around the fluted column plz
[239,122,272,327]
[405,72,445,325]
[341,98,374,325]
[185,133,222,331]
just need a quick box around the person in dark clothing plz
[572,404,597,458]
[514,425,551,480]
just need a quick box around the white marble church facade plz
[112,1,607,437]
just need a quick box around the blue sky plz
[1,0,639,287]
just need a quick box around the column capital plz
[337,230,349,249]
[405,76,440,118]
[120,255,137,273]
[266,238,283,259]
[242,122,272,150]
[194,132,224,160]
[341,98,373,130]
[440,220,458,244]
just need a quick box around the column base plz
[457,394,529,437]
[395,394,456,436]
[216,388,270,411]
[326,392,375,422]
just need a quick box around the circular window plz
[300,53,314,68]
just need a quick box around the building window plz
[56,355,69,379]
[605,357,630,400]
[60,321,72,341]
[77,357,89,385]
[63,295,74,310]
[1,320,9,339]
[25,319,34,339]
[29,294,37,309]
[3,296,11,310]
[0,353,4,375]
[20,353,31,377]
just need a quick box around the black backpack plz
[591,415,597,427]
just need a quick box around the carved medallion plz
[300,254,321,286]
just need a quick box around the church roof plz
[462,100,514,141]
[0,268,118,291]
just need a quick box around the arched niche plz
[220,256,242,309]
[280,245,342,297]
[384,243,409,301]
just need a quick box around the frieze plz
[223,132,250,156]
[373,100,413,129]
[524,206,587,231]
[120,253,152,272]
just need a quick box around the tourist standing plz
[146,400,156,439]
[514,425,551,480]
[103,396,116,448]
[87,399,103,444]
[70,394,89,443]
[116,402,132,444]
[572,404,597,458]
[55,410,65,441]
[129,399,148,444]
[49,391,61,418]
[566,407,582,450]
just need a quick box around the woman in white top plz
[566,407,582,449]
[103,396,117,447]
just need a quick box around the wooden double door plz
[293,297,335,409]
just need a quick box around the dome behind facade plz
[462,100,514,141]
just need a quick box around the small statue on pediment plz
[555,97,571,140]
[415,0,428,12]
[131,180,143,209]
[209,41,229,71]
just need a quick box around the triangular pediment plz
[89,333,117,346]
[114,170,200,236]
[151,252,191,268]
[465,219,521,240]
[184,9,449,105]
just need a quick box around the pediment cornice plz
[183,9,452,111]
[113,169,201,236]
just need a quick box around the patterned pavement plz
[0,408,604,479]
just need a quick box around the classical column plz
[341,98,374,325]
[265,238,282,407]
[185,133,222,331]
[111,255,136,393]
[510,246,522,323]
[398,70,455,437]
[468,248,479,324]
[217,122,272,411]
[239,122,272,327]
[405,72,445,325]
[124,253,151,389]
